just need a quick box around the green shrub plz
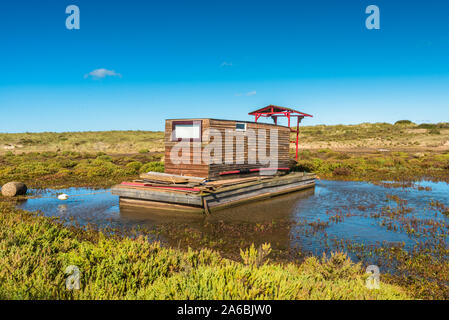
[333,167,352,176]
[394,120,414,125]
[126,161,143,173]
[40,151,57,158]
[335,153,351,160]
[295,161,315,173]
[139,149,149,154]
[59,160,78,169]
[139,161,164,173]
[418,123,436,129]
[74,159,125,179]
[95,155,113,162]
[240,243,272,267]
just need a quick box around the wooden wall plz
[164,119,290,178]
[164,119,210,177]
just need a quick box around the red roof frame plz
[248,105,313,119]
[248,105,313,161]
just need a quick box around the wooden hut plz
[164,118,291,178]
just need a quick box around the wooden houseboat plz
[112,106,316,214]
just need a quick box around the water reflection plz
[118,187,314,223]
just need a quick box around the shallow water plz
[16,180,449,261]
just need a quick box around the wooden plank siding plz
[164,119,291,178]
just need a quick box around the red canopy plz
[248,105,313,120]
[248,105,313,160]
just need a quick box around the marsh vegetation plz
[0,203,408,299]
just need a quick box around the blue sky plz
[0,0,448,132]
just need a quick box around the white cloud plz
[220,61,233,67]
[235,91,257,97]
[84,68,122,79]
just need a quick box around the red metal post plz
[295,116,300,160]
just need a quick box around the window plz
[171,120,202,141]
[235,122,247,131]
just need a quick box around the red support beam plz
[295,116,300,160]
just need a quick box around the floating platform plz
[111,172,316,214]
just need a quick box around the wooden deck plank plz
[205,179,315,209]
[139,172,206,183]
[206,173,314,194]
[111,186,203,205]
[119,198,204,214]
[207,182,315,212]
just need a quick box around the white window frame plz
[235,122,247,132]
[171,120,202,141]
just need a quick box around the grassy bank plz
[297,121,449,151]
[0,131,164,155]
[0,151,164,188]
[0,202,408,299]
[295,149,449,182]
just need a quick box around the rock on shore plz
[1,182,28,197]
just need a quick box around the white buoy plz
[58,194,69,201]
